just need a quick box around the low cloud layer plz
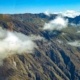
[0,28,42,65]
[44,10,80,18]
[61,10,80,18]
[43,16,68,31]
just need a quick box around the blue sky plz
[0,0,80,14]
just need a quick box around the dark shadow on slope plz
[41,30,62,40]
[59,50,75,80]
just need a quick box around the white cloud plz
[60,10,80,18]
[44,10,50,16]
[0,28,38,65]
[43,16,68,31]
[68,41,80,47]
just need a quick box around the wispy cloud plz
[44,10,50,16]
[77,30,80,33]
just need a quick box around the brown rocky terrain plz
[0,13,80,80]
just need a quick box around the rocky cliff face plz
[0,14,80,80]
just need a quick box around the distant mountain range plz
[0,13,80,80]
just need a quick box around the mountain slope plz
[0,13,80,80]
